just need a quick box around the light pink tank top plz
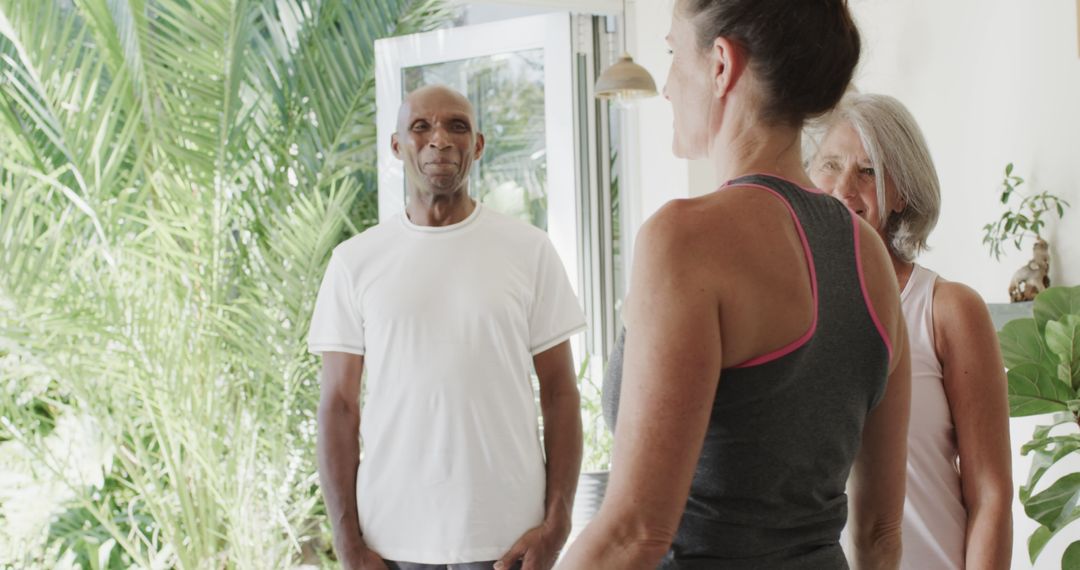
[900,264,967,569]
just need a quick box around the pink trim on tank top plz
[737,172,826,195]
[720,173,826,195]
[852,214,895,361]
[724,183,819,369]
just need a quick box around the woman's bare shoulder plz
[932,277,990,324]
[930,274,998,361]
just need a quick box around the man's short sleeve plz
[307,252,365,355]
[529,239,587,355]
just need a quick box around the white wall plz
[850,0,1080,303]
[629,1,1080,289]
[622,0,683,254]
[622,0,714,259]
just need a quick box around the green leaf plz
[1026,412,1078,444]
[1027,526,1080,566]
[1021,429,1080,457]
[0,0,456,566]
[96,538,117,570]
[1007,162,1014,175]
[1029,525,1054,564]
[1063,540,1080,570]
[1021,434,1080,499]
[1045,317,1080,392]
[1035,286,1080,332]
[1024,473,1080,531]
[1000,318,1054,371]
[1008,363,1074,416]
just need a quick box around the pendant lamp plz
[594,1,658,100]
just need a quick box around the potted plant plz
[998,285,1080,567]
[982,163,1070,302]
[572,354,613,538]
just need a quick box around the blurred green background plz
[0,0,454,567]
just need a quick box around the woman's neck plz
[709,116,810,189]
[892,256,915,292]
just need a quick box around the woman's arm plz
[557,202,724,569]
[848,327,910,570]
[848,221,910,570]
[933,281,1013,570]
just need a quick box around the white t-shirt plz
[308,204,587,563]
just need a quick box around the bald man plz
[309,85,586,570]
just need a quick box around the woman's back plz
[558,1,911,566]
[605,175,895,568]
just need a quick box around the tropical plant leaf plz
[1023,412,1079,450]
[1008,363,1075,417]
[1026,526,1080,567]
[1029,525,1055,564]
[1046,316,1080,392]
[0,0,454,566]
[1000,317,1055,373]
[1024,472,1080,531]
[1036,286,1080,333]
[1020,434,1080,501]
[1063,540,1080,570]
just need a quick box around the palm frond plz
[0,0,455,567]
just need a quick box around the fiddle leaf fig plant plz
[998,285,1080,565]
[982,162,1071,260]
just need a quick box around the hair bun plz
[680,0,860,125]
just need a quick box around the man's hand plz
[337,543,389,570]
[494,520,569,570]
[519,340,580,570]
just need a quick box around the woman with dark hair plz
[560,1,911,569]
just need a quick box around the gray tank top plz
[602,174,891,569]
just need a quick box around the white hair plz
[810,93,941,262]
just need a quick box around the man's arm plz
[496,340,583,570]
[317,352,386,570]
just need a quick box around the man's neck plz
[405,189,476,227]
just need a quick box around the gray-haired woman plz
[810,92,1013,570]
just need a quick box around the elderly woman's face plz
[663,12,715,159]
[810,121,903,232]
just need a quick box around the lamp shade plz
[595,53,658,100]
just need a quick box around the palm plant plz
[0,0,453,567]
